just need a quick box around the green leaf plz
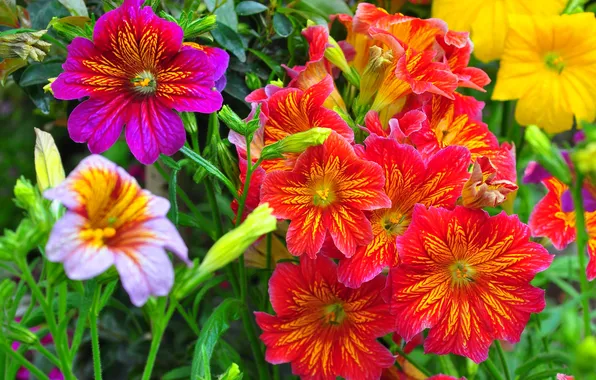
[18,62,62,87]
[27,0,69,29]
[211,21,246,62]
[190,298,243,380]
[57,0,87,17]
[515,352,572,378]
[168,168,180,225]
[272,13,293,37]
[179,147,238,197]
[163,366,192,380]
[204,0,237,30]
[294,0,352,19]
[236,1,267,16]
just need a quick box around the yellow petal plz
[470,0,507,62]
[34,128,65,191]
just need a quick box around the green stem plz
[34,341,61,369]
[438,355,458,377]
[0,341,49,380]
[495,341,511,380]
[394,346,431,377]
[141,302,177,380]
[571,173,592,336]
[483,358,506,380]
[17,259,75,380]
[89,286,103,380]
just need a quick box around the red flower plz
[462,156,518,209]
[255,257,395,380]
[261,76,354,172]
[261,132,390,258]
[529,177,596,280]
[337,136,471,287]
[388,205,552,363]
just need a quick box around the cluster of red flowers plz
[231,3,553,379]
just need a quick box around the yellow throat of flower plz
[131,70,157,95]
[313,182,336,207]
[449,261,476,287]
[323,303,346,325]
[544,52,565,74]
[80,226,116,247]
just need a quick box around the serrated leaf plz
[211,21,246,62]
[272,12,293,37]
[190,298,243,380]
[236,1,267,16]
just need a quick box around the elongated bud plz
[0,30,51,62]
[176,204,277,298]
[525,125,572,185]
[219,104,261,137]
[358,46,393,108]
[183,14,217,39]
[4,322,38,344]
[324,36,360,87]
[34,128,65,191]
[245,72,262,91]
[181,111,197,134]
[260,128,332,160]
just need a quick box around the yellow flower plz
[432,0,566,62]
[493,13,596,133]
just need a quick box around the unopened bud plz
[5,322,38,344]
[245,72,262,91]
[34,128,65,191]
[181,111,197,134]
[525,125,571,185]
[358,46,393,107]
[260,128,332,160]
[48,16,93,42]
[14,178,37,211]
[218,104,261,137]
[215,140,240,188]
[183,14,217,39]
[0,30,51,62]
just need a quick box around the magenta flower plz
[44,155,189,306]
[51,0,228,164]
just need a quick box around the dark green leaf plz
[236,1,267,16]
[163,366,192,380]
[168,168,179,225]
[272,13,293,37]
[204,0,237,30]
[294,0,352,19]
[212,21,246,62]
[27,0,69,29]
[190,298,243,380]
[18,62,62,87]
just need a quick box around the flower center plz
[381,211,408,236]
[323,303,346,325]
[544,52,565,73]
[449,261,476,287]
[131,70,157,95]
[312,182,335,207]
[79,226,116,247]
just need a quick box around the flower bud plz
[48,16,93,42]
[219,104,262,137]
[525,125,572,185]
[260,128,332,160]
[181,111,197,134]
[575,336,596,375]
[215,139,240,189]
[34,128,65,191]
[245,72,262,91]
[0,30,51,62]
[358,46,393,108]
[200,204,276,275]
[14,178,37,211]
[324,36,353,76]
[183,14,217,39]
[4,322,38,345]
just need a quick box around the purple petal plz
[561,190,574,213]
[124,217,189,264]
[560,188,596,213]
[574,131,586,144]
[51,37,102,100]
[45,212,88,262]
[63,245,115,280]
[124,97,186,164]
[114,245,174,307]
[67,96,131,153]
[49,368,65,380]
[215,75,227,92]
[523,161,552,184]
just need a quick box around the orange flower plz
[255,257,395,380]
[260,132,391,258]
[388,205,552,362]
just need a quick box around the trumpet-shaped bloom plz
[462,156,518,209]
[337,136,471,287]
[432,0,566,62]
[261,132,391,258]
[52,0,228,164]
[44,155,189,306]
[388,205,552,363]
[261,76,354,172]
[529,177,596,280]
[492,13,596,133]
[255,257,395,380]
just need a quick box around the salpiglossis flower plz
[52,0,228,164]
[388,205,552,363]
[44,155,189,306]
[261,132,391,258]
[337,136,471,288]
[462,156,518,209]
[255,257,394,380]
[432,0,566,62]
[492,13,596,133]
[529,177,596,280]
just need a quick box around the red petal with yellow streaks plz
[528,178,576,250]
[256,257,394,380]
[390,205,551,363]
[261,132,390,258]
